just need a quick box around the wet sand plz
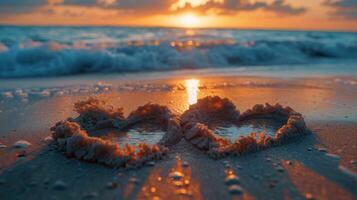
[0,72,356,200]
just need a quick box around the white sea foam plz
[0,27,356,78]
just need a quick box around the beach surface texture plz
[0,69,356,200]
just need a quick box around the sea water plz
[0,26,356,78]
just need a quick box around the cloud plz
[0,0,175,16]
[174,0,307,16]
[58,0,176,13]
[0,0,47,14]
[265,0,306,15]
[0,0,306,17]
[324,0,357,19]
[116,0,176,11]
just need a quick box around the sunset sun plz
[180,14,200,27]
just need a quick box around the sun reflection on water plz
[185,79,199,105]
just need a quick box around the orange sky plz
[0,0,357,31]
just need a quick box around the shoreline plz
[1,61,357,84]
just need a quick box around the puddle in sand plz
[94,124,166,147]
[212,119,283,142]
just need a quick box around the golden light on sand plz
[135,155,203,199]
[180,14,200,28]
[185,79,200,105]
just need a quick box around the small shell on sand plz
[12,140,31,149]
[286,160,293,165]
[52,180,67,190]
[146,161,155,166]
[0,143,7,148]
[228,185,243,195]
[325,153,340,159]
[276,166,284,172]
[182,161,189,168]
[224,163,231,169]
[317,147,328,152]
[106,181,118,189]
[225,174,240,185]
[43,136,53,143]
[169,171,184,180]
[129,177,139,184]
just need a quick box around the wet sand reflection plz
[135,155,203,200]
[185,79,200,106]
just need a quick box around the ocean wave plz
[0,35,357,78]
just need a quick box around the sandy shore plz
[0,72,356,200]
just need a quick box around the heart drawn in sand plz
[181,96,309,159]
[51,96,309,168]
[51,98,183,168]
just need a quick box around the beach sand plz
[0,71,356,200]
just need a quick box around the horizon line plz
[0,23,356,33]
